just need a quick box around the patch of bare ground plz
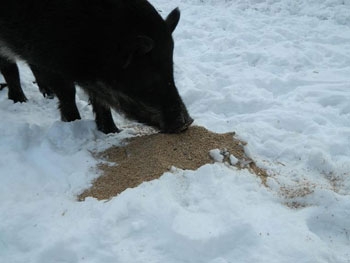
[78,126,268,201]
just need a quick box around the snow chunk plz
[209,149,224,162]
[229,155,239,165]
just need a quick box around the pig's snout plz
[161,111,194,134]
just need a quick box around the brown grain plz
[78,126,267,200]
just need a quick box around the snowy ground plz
[1,0,350,262]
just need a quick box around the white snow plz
[209,149,225,162]
[1,0,350,262]
[229,154,238,165]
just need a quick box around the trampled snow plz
[1,0,350,262]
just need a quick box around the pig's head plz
[111,8,193,133]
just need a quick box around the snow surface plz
[1,0,350,262]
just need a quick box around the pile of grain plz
[78,126,267,200]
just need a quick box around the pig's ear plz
[133,35,154,55]
[166,8,180,33]
[122,36,154,68]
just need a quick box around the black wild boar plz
[0,56,55,102]
[0,0,193,133]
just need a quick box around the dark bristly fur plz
[0,0,193,133]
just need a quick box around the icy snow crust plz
[1,0,350,262]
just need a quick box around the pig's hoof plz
[9,93,27,103]
[98,124,121,134]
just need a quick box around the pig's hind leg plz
[0,56,27,103]
[30,65,55,99]
[30,66,81,122]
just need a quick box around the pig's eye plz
[144,73,162,94]
[146,86,156,94]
